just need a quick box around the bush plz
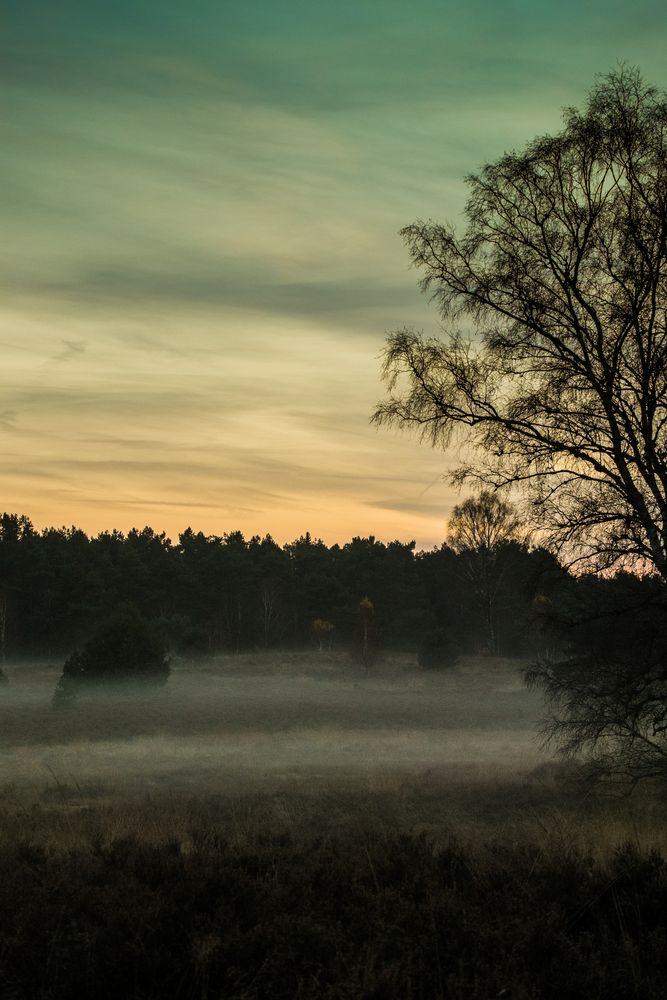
[57,608,170,690]
[418,630,461,670]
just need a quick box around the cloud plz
[0,410,18,430]
[112,331,191,358]
[367,499,450,519]
[5,0,663,126]
[51,339,87,364]
[3,265,419,336]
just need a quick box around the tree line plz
[0,509,563,664]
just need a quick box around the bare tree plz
[374,67,667,578]
[373,66,667,784]
[448,491,522,653]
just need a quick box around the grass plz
[1,651,666,997]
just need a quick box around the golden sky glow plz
[3,1,667,546]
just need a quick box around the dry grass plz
[2,772,666,862]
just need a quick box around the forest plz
[0,509,569,665]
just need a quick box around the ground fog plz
[2,651,665,859]
[1,653,545,798]
[3,650,667,1000]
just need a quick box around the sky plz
[3,0,667,548]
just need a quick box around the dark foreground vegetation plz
[1,807,666,1000]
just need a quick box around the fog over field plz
[0,654,549,802]
[4,658,667,1000]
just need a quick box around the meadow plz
[1,652,666,998]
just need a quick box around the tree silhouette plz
[374,66,667,784]
[374,67,667,577]
[448,491,522,653]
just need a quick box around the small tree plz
[358,597,375,674]
[52,673,77,708]
[312,618,335,651]
[448,491,522,653]
[418,629,461,670]
[54,607,169,701]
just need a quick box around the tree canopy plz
[0,513,555,663]
[374,67,667,576]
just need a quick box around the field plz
[1,652,666,998]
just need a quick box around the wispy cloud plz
[0,409,19,430]
[368,499,451,518]
[51,339,87,364]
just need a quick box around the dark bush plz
[57,608,170,689]
[418,629,461,669]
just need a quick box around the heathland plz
[1,652,666,999]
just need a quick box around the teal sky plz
[3,0,667,545]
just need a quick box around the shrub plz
[418,630,461,670]
[57,608,170,690]
[52,673,78,708]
